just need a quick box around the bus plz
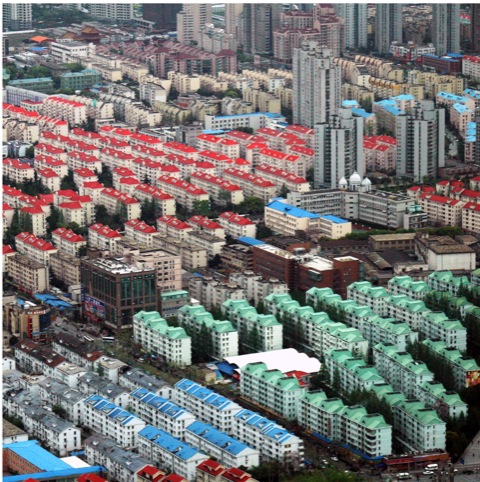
[84,335,94,342]
[102,336,115,343]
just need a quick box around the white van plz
[426,464,438,470]
[397,473,411,480]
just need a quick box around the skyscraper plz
[177,4,212,46]
[335,4,368,50]
[88,4,134,21]
[3,3,32,31]
[375,4,403,54]
[314,108,364,188]
[471,4,480,52]
[292,41,341,129]
[432,4,460,56]
[312,4,344,57]
[225,4,244,40]
[396,101,445,182]
[240,4,282,55]
[142,4,181,31]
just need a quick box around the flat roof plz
[320,214,349,224]
[267,200,320,219]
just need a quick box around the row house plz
[163,153,196,178]
[74,167,98,189]
[69,128,105,147]
[387,275,430,300]
[78,371,130,407]
[163,141,199,161]
[35,142,67,161]
[221,299,283,353]
[88,223,123,252]
[119,367,172,399]
[52,227,87,257]
[124,219,160,247]
[37,168,60,192]
[38,378,85,424]
[85,434,150,482]
[418,194,465,227]
[42,96,87,126]
[67,150,102,173]
[83,394,146,447]
[232,409,304,465]
[34,154,69,178]
[4,103,69,135]
[4,391,81,456]
[52,331,103,371]
[191,172,244,205]
[255,147,305,178]
[196,150,241,176]
[132,157,181,183]
[100,147,134,170]
[224,130,268,157]
[3,158,35,184]
[298,391,392,458]
[133,144,167,162]
[363,136,397,173]
[137,425,209,481]
[132,184,176,216]
[40,131,70,149]
[428,270,470,296]
[99,125,136,142]
[173,379,243,434]
[254,164,310,195]
[15,232,58,265]
[66,139,101,158]
[240,362,305,420]
[177,304,239,359]
[423,339,480,391]
[58,193,95,225]
[130,387,196,440]
[223,168,276,202]
[14,340,67,378]
[372,384,446,453]
[157,216,193,242]
[133,310,192,366]
[116,176,141,195]
[129,132,163,149]
[20,206,47,237]
[98,187,141,220]
[188,216,225,239]
[462,202,480,234]
[218,212,256,239]
[185,421,260,469]
[196,134,240,159]
[156,176,209,211]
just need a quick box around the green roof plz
[161,290,189,299]
[134,310,189,339]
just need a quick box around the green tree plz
[192,200,210,216]
[279,183,290,198]
[52,404,68,418]
[60,169,76,191]
[25,145,35,158]
[97,165,113,188]
[94,204,110,225]
[46,204,65,232]
[235,196,265,215]
[96,364,105,377]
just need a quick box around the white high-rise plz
[177,4,212,46]
[88,4,134,20]
[314,108,364,188]
[396,100,445,182]
[335,4,368,50]
[292,41,341,128]
[3,3,32,31]
[375,4,403,54]
[432,4,460,56]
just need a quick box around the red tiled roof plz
[100,188,140,204]
[3,158,34,170]
[462,202,480,212]
[256,164,308,184]
[74,167,97,177]
[157,176,207,195]
[60,201,83,210]
[21,206,44,215]
[134,184,174,201]
[419,194,461,205]
[3,245,16,254]
[224,168,275,188]
[52,227,86,243]
[196,460,224,476]
[89,223,122,238]
[157,215,192,230]
[83,181,105,189]
[189,215,223,230]
[125,219,158,233]
[191,172,242,191]
[3,203,14,211]
[37,168,59,178]
[16,232,57,251]
[219,211,254,225]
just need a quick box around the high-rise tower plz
[177,4,212,46]
[142,4,181,31]
[432,4,460,56]
[375,4,403,54]
[335,4,368,50]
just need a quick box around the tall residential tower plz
[432,4,460,56]
[177,4,212,46]
[335,4,368,50]
[375,4,403,54]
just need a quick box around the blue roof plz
[382,105,405,116]
[3,441,71,472]
[437,91,468,103]
[3,467,106,482]
[351,107,373,118]
[447,53,464,59]
[85,394,142,425]
[453,103,472,114]
[175,379,234,411]
[266,200,320,219]
[320,214,349,224]
[186,421,252,455]
[138,425,200,460]
[464,88,480,99]
[342,100,359,108]
[391,94,415,101]
[130,388,190,419]
[217,361,236,376]
[423,54,459,62]
[9,77,52,84]
[202,129,225,135]
[237,236,265,246]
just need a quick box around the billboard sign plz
[84,295,105,320]
[466,370,480,388]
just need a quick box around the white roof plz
[61,456,91,468]
[223,348,321,374]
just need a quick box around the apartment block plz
[222,299,283,353]
[222,168,277,202]
[217,212,256,239]
[42,96,87,126]
[387,276,430,300]
[156,176,209,211]
[132,184,176,217]
[98,188,141,220]
[265,200,320,237]
[255,164,310,195]
[133,310,192,366]
[51,227,87,257]
[177,305,239,359]
[191,172,244,205]
[129,388,196,440]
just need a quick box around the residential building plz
[191,172,244,205]
[42,96,87,127]
[318,215,352,240]
[119,368,172,399]
[255,164,310,195]
[88,4,134,20]
[88,223,122,252]
[222,299,283,353]
[188,277,246,311]
[7,77,53,93]
[137,425,209,481]
[218,212,256,240]
[185,421,260,469]
[161,290,190,320]
[432,4,460,56]
[81,258,158,331]
[98,187,141,220]
[298,391,392,458]
[196,460,258,482]
[3,301,52,344]
[375,4,403,54]
[416,381,468,421]
[156,176,209,211]
[177,4,212,45]
[133,310,192,366]
[85,434,150,482]
[177,305,239,359]
[7,254,49,294]
[230,272,289,308]
[223,168,276,202]
[173,379,243,434]
[334,4,368,49]
[130,388,196,440]
[3,3,32,30]
[264,200,320,237]
[388,275,430,300]
[292,41,341,128]
[60,69,102,91]
[51,227,86,257]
